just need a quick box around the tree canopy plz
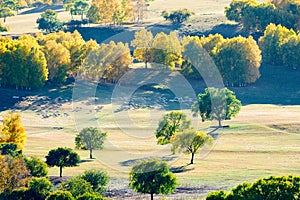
[155,111,191,145]
[162,8,194,24]
[171,128,213,164]
[129,159,177,200]
[75,127,107,159]
[0,111,26,150]
[45,147,80,177]
[192,87,241,127]
[37,9,63,33]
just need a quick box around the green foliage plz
[25,156,48,177]
[171,129,214,164]
[27,177,53,200]
[225,0,300,31]
[37,9,63,33]
[0,22,9,31]
[75,127,107,159]
[155,111,191,145]
[46,191,75,200]
[192,88,241,127]
[129,159,177,200]
[206,175,300,200]
[0,142,22,157]
[162,8,194,24]
[0,6,14,23]
[80,169,109,194]
[206,190,228,200]
[0,187,28,200]
[76,192,105,200]
[59,177,94,198]
[45,147,80,177]
[69,0,89,20]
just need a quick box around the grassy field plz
[1,63,300,199]
[0,0,299,199]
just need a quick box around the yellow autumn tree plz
[0,112,26,150]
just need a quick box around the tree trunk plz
[218,119,222,127]
[150,193,153,200]
[59,166,63,177]
[190,152,194,164]
[90,148,93,159]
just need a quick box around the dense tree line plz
[259,23,300,69]
[0,31,97,89]
[0,29,262,89]
[225,0,300,32]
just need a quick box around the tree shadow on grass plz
[80,159,94,163]
[170,164,194,174]
[19,4,64,15]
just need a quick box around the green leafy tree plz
[162,8,194,24]
[45,147,80,177]
[71,0,89,20]
[171,128,213,164]
[25,156,48,177]
[46,191,75,200]
[81,169,109,194]
[129,159,177,200]
[59,177,93,198]
[75,127,107,159]
[26,177,53,200]
[37,9,63,33]
[192,88,241,127]
[0,7,14,23]
[155,111,191,145]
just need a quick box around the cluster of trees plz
[225,0,300,32]
[182,34,261,86]
[0,31,97,89]
[0,112,109,199]
[130,29,262,86]
[206,175,300,200]
[155,87,241,164]
[259,23,300,69]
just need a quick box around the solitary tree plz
[0,111,26,150]
[37,9,63,33]
[0,7,14,23]
[129,159,177,200]
[155,111,191,145]
[192,87,241,127]
[171,129,213,164]
[162,8,194,25]
[71,0,89,20]
[131,28,153,68]
[75,127,107,159]
[45,147,80,177]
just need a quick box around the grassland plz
[0,0,300,199]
